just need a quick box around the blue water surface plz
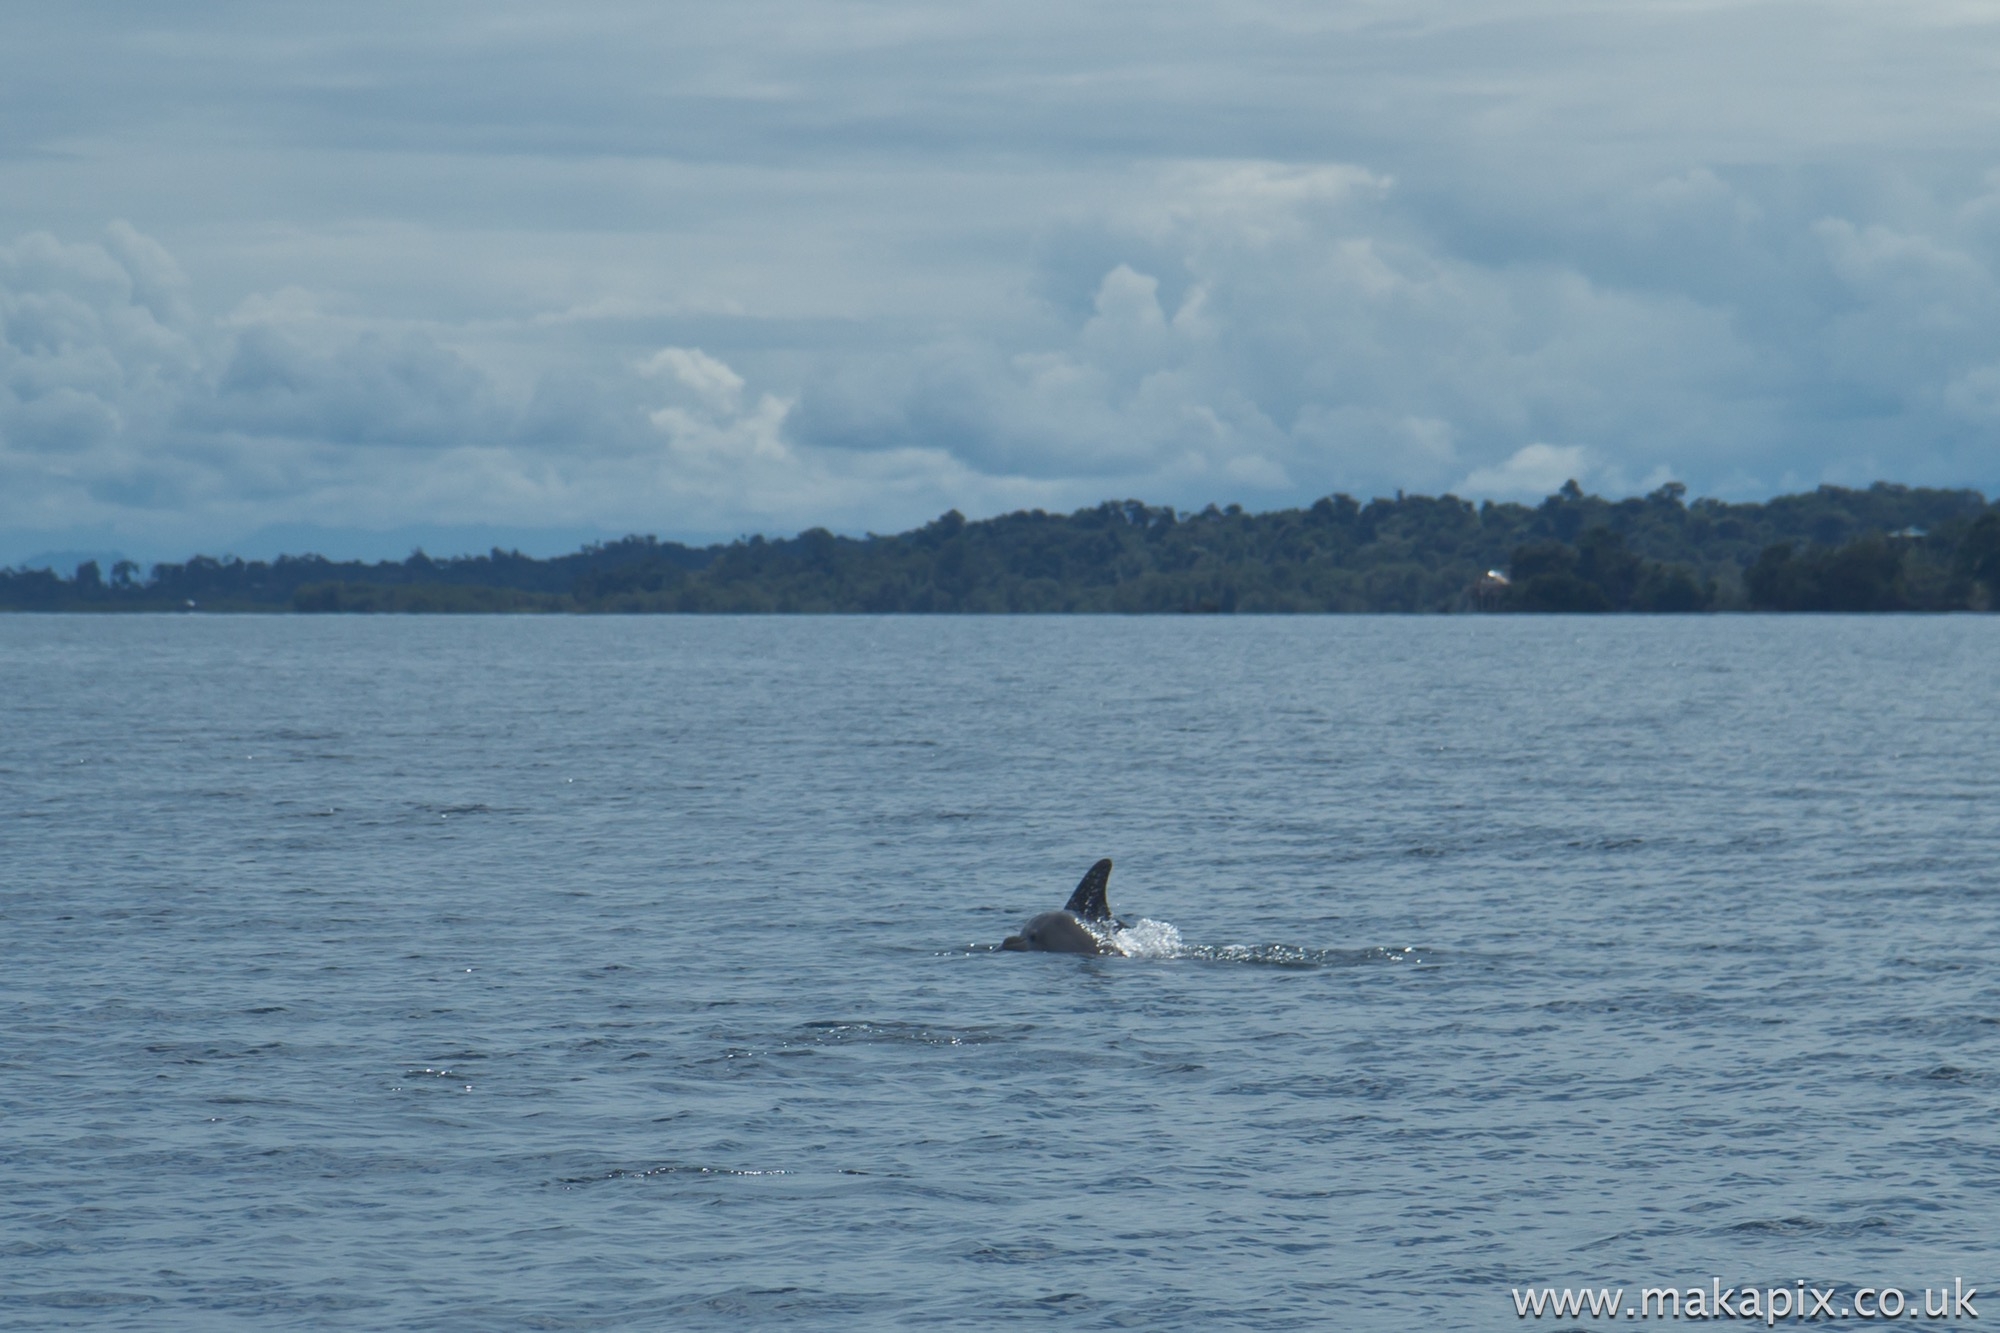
[2,615,1997,1330]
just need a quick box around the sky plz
[5,1,2000,563]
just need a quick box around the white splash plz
[1109,917,1186,959]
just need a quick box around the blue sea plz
[4,615,1998,1330]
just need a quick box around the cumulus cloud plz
[0,231,1069,555]
[8,2,2000,558]
[204,325,502,449]
[791,159,1757,504]
[638,346,745,411]
[644,347,791,477]
[635,344,1071,527]
[1457,444,1591,500]
[0,230,202,527]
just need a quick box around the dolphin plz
[1001,858,1126,955]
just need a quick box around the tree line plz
[5,480,1996,613]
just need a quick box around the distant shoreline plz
[6,481,1996,614]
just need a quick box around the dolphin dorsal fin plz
[1063,858,1114,922]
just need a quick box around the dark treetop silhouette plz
[6,481,1995,613]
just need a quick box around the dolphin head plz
[1001,910,1120,956]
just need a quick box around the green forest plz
[6,480,1998,613]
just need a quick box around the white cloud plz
[793,159,1768,507]
[7,3,2000,558]
[638,346,745,410]
[645,350,793,479]
[1456,443,1592,499]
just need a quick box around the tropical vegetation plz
[4,481,1994,613]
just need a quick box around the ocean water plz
[3,614,1998,1330]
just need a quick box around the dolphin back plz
[1063,858,1114,922]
